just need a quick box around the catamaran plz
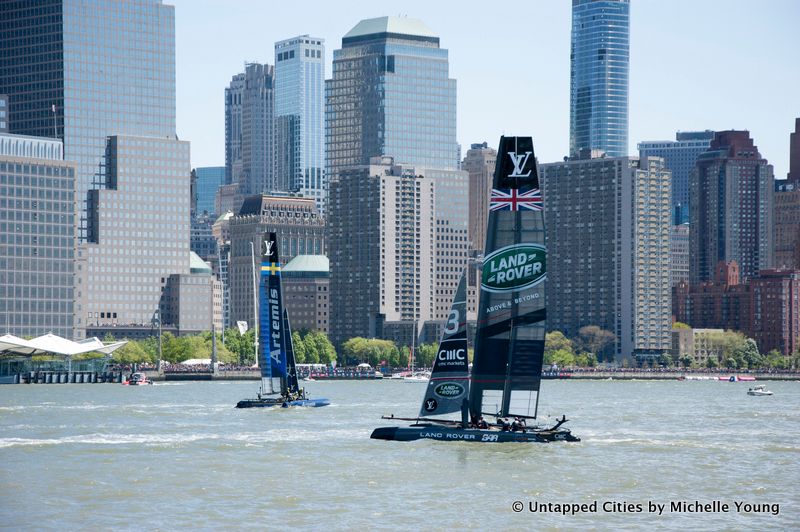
[236,232,329,408]
[371,136,579,443]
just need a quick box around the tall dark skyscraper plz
[570,0,630,158]
[690,131,774,283]
[326,16,458,178]
[0,0,177,239]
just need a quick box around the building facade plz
[570,0,630,158]
[228,195,325,328]
[160,253,223,335]
[274,35,326,213]
[194,166,225,217]
[774,181,800,270]
[326,16,458,179]
[670,223,690,288]
[462,142,497,255]
[789,117,800,181]
[690,131,774,283]
[541,155,672,364]
[748,269,800,357]
[327,156,471,350]
[77,135,191,335]
[0,0,177,241]
[224,72,245,185]
[0,133,75,337]
[328,158,434,348]
[282,255,329,334]
[240,63,275,197]
[0,95,7,132]
[638,130,714,224]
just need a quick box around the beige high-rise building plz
[77,135,191,338]
[541,155,672,365]
[327,157,469,351]
[228,195,325,328]
[462,142,497,254]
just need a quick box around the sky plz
[170,0,800,179]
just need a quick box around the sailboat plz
[236,232,330,408]
[371,136,579,442]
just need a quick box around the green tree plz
[672,322,691,329]
[414,342,437,368]
[223,328,256,365]
[111,340,152,364]
[679,355,694,368]
[292,331,307,364]
[574,351,597,368]
[658,353,674,368]
[705,357,718,369]
[545,331,573,355]
[398,346,410,368]
[545,348,576,367]
[764,349,787,370]
[342,337,369,365]
[734,338,762,369]
[304,331,336,365]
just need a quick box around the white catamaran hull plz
[370,425,579,443]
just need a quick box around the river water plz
[1,379,798,530]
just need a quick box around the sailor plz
[477,416,489,429]
[511,418,520,432]
[501,418,511,431]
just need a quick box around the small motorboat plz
[123,372,153,386]
[747,385,773,396]
[403,372,430,383]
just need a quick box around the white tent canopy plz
[0,333,127,357]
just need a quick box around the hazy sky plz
[170,0,799,179]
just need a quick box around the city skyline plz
[171,0,798,178]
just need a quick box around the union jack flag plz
[490,188,543,211]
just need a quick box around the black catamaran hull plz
[370,425,579,443]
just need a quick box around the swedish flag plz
[261,262,281,276]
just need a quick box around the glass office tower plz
[0,0,176,239]
[275,35,326,213]
[326,16,458,177]
[570,0,629,158]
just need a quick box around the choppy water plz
[1,379,798,530]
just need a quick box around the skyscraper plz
[326,16,458,177]
[0,0,198,339]
[193,166,225,217]
[570,0,630,158]
[789,117,800,181]
[240,63,275,197]
[638,131,714,224]
[462,142,497,255]
[1,133,75,338]
[274,35,326,213]
[690,131,774,283]
[773,119,800,270]
[0,0,176,240]
[79,136,191,335]
[225,73,245,185]
[541,155,672,364]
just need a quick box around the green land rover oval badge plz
[482,243,546,293]
[434,382,465,398]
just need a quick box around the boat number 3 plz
[481,434,499,442]
[445,310,459,334]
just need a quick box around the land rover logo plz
[434,383,465,398]
[482,243,546,293]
